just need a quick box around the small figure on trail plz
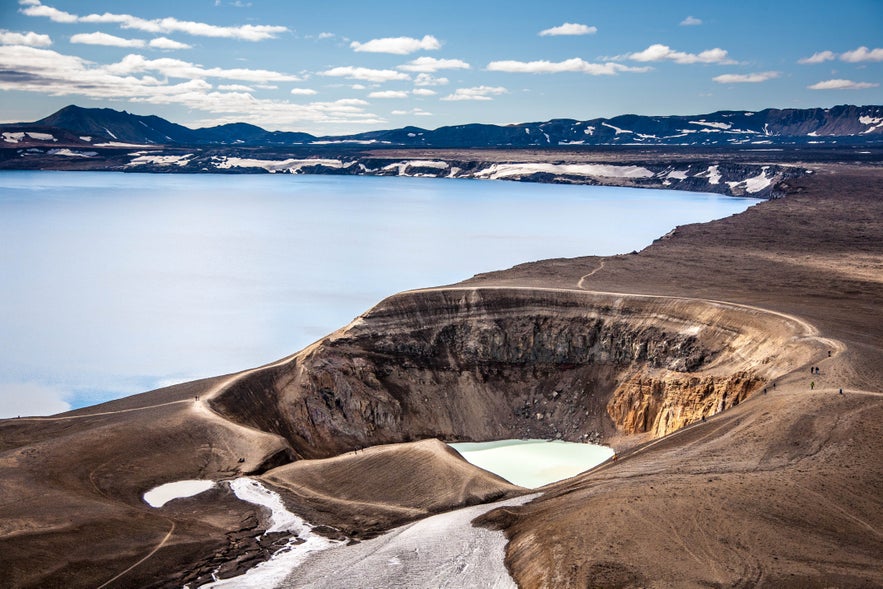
[810,367,815,374]
[828,350,832,357]
[763,388,767,395]
[773,382,776,389]
[701,415,706,422]
[811,381,815,390]
[816,367,821,375]
[611,454,618,462]
[839,388,843,395]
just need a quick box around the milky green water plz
[449,439,614,488]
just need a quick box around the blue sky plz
[1,0,881,134]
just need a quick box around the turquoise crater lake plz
[0,172,759,417]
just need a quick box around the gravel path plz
[279,494,538,589]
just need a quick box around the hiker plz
[811,381,815,390]
[763,388,767,394]
[839,388,843,395]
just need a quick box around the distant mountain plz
[6,104,883,148]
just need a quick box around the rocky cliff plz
[211,288,819,457]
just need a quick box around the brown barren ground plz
[468,165,883,588]
[0,160,880,588]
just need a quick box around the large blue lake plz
[0,172,758,417]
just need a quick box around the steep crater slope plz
[212,288,822,457]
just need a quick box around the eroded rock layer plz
[212,288,818,457]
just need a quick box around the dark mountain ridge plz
[7,103,883,148]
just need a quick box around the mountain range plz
[4,104,883,148]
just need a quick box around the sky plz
[0,0,881,135]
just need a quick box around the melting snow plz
[859,116,883,133]
[665,170,689,180]
[144,480,215,508]
[601,122,632,135]
[26,132,56,141]
[102,127,118,140]
[690,120,731,130]
[727,166,772,194]
[93,141,154,148]
[199,478,342,588]
[474,163,654,180]
[216,157,353,173]
[128,154,193,167]
[48,148,96,158]
[583,126,595,135]
[382,160,450,175]
[2,132,25,143]
[699,165,722,185]
[79,136,92,142]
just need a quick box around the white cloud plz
[368,90,409,98]
[411,88,436,96]
[840,46,883,63]
[19,1,77,23]
[487,58,649,75]
[414,73,448,86]
[0,29,52,47]
[441,85,508,101]
[351,83,366,90]
[106,53,303,82]
[350,34,440,55]
[0,381,71,418]
[391,107,432,116]
[627,44,734,64]
[290,87,317,95]
[712,71,780,83]
[321,66,410,82]
[680,16,702,26]
[218,83,253,91]
[398,56,470,72]
[798,50,836,64]
[149,37,191,50]
[538,22,597,36]
[808,78,879,90]
[20,0,287,41]
[333,98,369,106]
[317,32,334,40]
[71,31,146,48]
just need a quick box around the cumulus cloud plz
[0,45,378,131]
[626,44,734,64]
[798,50,836,64]
[20,0,287,41]
[290,87,317,95]
[840,46,883,63]
[350,34,440,54]
[808,78,879,90]
[106,53,303,82]
[397,56,470,72]
[368,90,408,98]
[411,88,435,96]
[317,32,334,40]
[487,58,649,75]
[149,37,191,50]
[680,16,702,26]
[0,29,52,47]
[414,73,448,86]
[71,31,146,47]
[441,85,507,101]
[712,71,780,83]
[321,66,410,82]
[538,22,597,36]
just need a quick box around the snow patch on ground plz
[26,132,56,141]
[216,158,353,173]
[698,165,722,185]
[128,154,192,167]
[2,132,25,143]
[199,478,341,588]
[665,170,689,180]
[48,148,96,158]
[79,136,92,142]
[601,122,632,135]
[93,141,155,148]
[583,126,595,135]
[727,166,772,194]
[144,480,215,508]
[475,162,653,180]
[690,120,732,130]
[859,116,883,133]
[382,160,449,175]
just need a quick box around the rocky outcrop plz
[212,288,818,458]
